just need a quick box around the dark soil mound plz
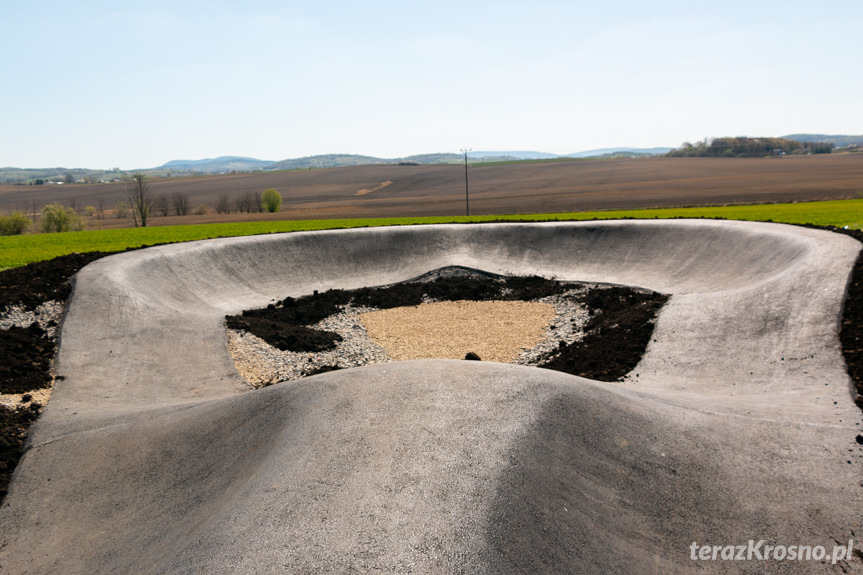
[0,403,42,500]
[0,250,122,501]
[0,324,54,394]
[227,319,343,353]
[826,226,863,409]
[0,251,119,311]
[843,257,863,409]
[539,287,669,381]
[796,224,863,409]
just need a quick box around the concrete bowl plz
[1,220,861,574]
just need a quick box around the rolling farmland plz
[1,154,862,228]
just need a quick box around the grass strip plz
[2,199,863,270]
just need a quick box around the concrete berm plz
[1,220,861,574]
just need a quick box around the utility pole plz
[460,148,471,216]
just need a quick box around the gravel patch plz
[515,288,592,365]
[0,300,64,338]
[227,304,391,387]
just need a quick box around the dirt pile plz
[0,251,117,310]
[541,286,668,381]
[0,324,54,394]
[831,226,863,408]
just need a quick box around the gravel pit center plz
[224,267,667,386]
[1,220,863,574]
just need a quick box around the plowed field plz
[2,155,862,228]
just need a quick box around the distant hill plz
[1,144,691,183]
[267,154,392,171]
[158,147,675,174]
[159,156,275,172]
[468,148,671,160]
[567,147,673,158]
[270,153,479,170]
[400,153,463,164]
[782,134,863,148]
[469,151,560,160]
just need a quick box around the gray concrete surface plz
[1,220,862,574]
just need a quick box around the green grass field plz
[2,199,862,270]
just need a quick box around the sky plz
[2,0,862,169]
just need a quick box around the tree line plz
[667,137,834,158]
[0,175,283,235]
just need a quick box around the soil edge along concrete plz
[1,220,861,574]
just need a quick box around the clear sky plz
[3,0,861,169]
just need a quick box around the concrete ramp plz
[1,220,861,574]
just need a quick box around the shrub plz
[0,212,31,235]
[41,203,85,233]
[261,188,282,213]
[193,204,209,215]
[115,201,130,219]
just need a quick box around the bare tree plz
[153,193,170,217]
[232,193,245,213]
[234,194,246,214]
[96,196,105,220]
[215,194,231,214]
[125,173,151,227]
[233,190,258,213]
[172,192,190,216]
[252,190,263,212]
[28,199,39,224]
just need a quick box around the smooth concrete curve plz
[2,220,862,574]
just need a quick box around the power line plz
[460,148,471,216]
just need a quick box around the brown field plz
[2,154,862,228]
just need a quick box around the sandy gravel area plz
[0,389,52,410]
[227,295,584,387]
[359,300,555,363]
